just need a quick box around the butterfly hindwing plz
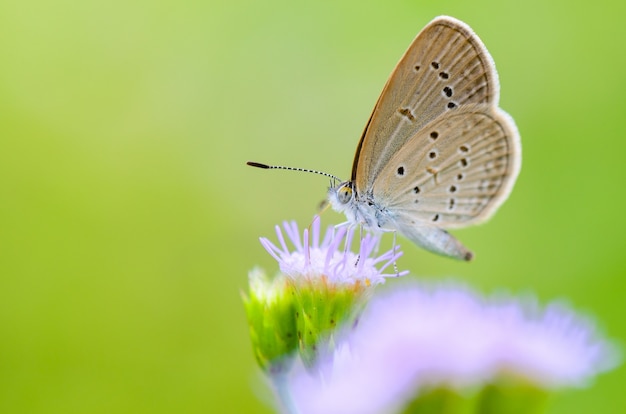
[372,104,520,229]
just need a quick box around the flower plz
[244,216,408,374]
[288,281,619,414]
[260,216,408,285]
[242,268,298,374]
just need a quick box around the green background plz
[1,0,625,412]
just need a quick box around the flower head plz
[260,216,407,286]
[242,268,298,374]
[288,281,619,414]
[245,216,407,373]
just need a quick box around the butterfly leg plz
[334,221,351,230]
[353,224,364,267]
[371,227,383,255]
[392,230,400,276]
[338,222,357,268]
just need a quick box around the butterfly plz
[249,16,521,261]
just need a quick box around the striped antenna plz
[246,161,343,184]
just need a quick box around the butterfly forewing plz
[372,104,520,229]
[352,16,500,192]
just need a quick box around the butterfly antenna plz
[247,161,342,186]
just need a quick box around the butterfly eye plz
[337,185,353,204]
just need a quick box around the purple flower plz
[260,216,408,286]
[288,282,619,414]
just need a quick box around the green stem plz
[476,382,547,414]
[401,387,465,414]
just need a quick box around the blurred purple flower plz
[260,216,408,286]
[288,282,619,414]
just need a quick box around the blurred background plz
[1,0,625,412]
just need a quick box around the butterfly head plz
[327,181,361,221]
[335,181,354,204]
[328,181,354,205]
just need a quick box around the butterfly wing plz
[352,16,500,192]
[391,224,474,261]
[374,103,521,226]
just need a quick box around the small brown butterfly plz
[249,16,521,261]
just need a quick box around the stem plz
[270,372,299,414]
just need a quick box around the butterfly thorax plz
[327,181,392,231]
